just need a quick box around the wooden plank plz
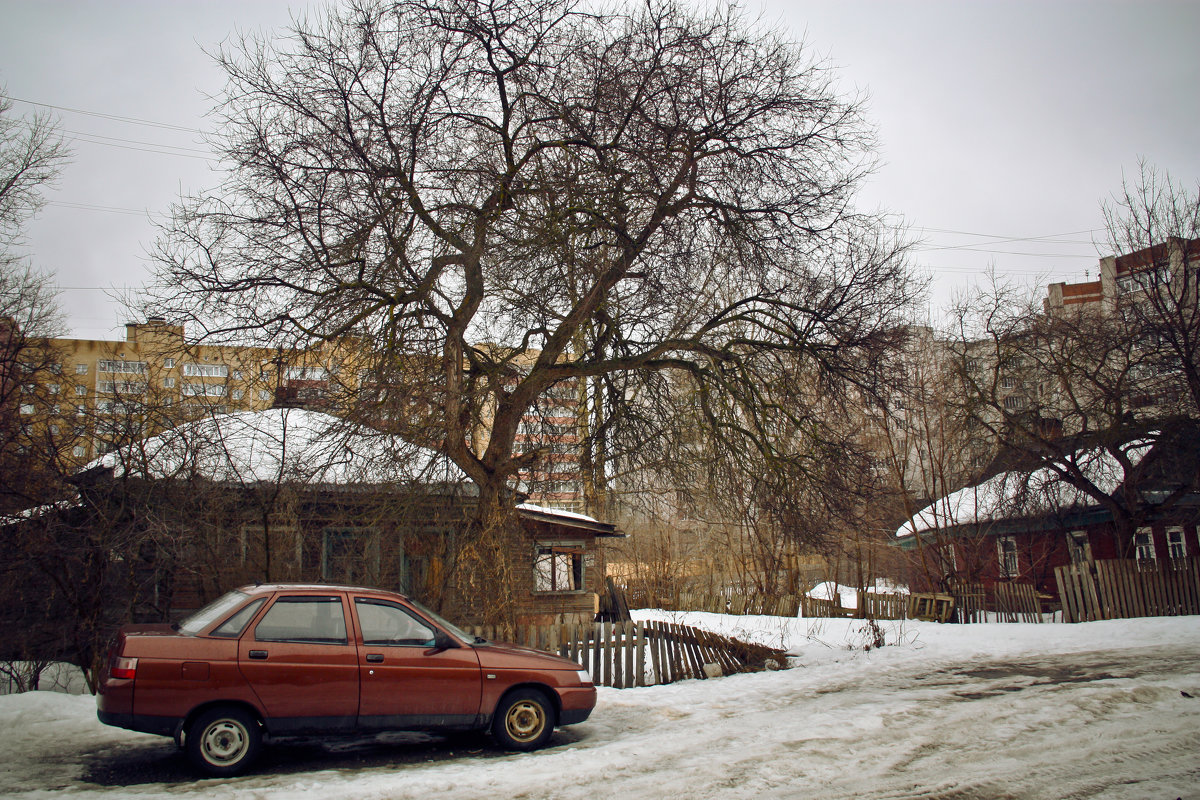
[634,623,645,687]
[1054,566,1074,623]
[591,623,602,686]
[646,622,661,685]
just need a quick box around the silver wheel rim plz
[505,700,546,742]
[201,719,248,766]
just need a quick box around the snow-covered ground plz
[2,613,1198,799]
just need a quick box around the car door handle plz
[248,650,268,660]
[366,653,384,663]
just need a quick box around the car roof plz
[235,583,412,601]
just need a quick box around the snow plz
[807,580,908,609]
[86,408,466,486]
[2,613,1197,799]
[896,438,1154,539]
[516,503,602,524]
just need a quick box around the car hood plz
[473,640,583,671]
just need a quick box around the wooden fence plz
[465,620,785,688]
[1055,556,1200,623]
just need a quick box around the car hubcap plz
[202,720,247,765]
[506,700,546,742]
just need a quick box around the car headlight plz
[576,669,592,685]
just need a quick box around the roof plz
[517,503,622,536]
[83,407,467,487]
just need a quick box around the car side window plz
[254,596,348,645]
[355,599,436,646]
[211,598,266,638]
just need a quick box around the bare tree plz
[1102,161,1200,417]
[1,92,70,512]
[143,0,919,581]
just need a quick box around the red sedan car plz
[97,584,596,776]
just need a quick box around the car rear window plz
[211,598,266,638]
[178,590,252,636]
[254,596,348,645]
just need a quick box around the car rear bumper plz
[97,710,180,737]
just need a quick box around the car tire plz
[491,688,556,751]
[186,706,262,777]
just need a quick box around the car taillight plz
[110,657,138,680]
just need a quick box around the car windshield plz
[405,598,481,644]
[177,589,252,636]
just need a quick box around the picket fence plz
[1054,556,1200,623]
[464,620,785,688]
[668,590,909,620]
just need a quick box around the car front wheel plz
[186,706,262,777]
[492,688,556,751]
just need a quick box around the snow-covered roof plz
[516,503,621,535]
[86,408,467,487]
[895,438,1154,539]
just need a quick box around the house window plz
[1134,528,1156,562]
[48,383,60,395]
[1000,376,1016,389]
[1003,395,1026,410]
[997,536,1019,578]
[321,528,380,585]
[163,358,175,368]
[534,542,585,592]
[74,364,88,375]
[19,404,34,415]
[1166,527,1187,559]
[940,543,958,577]
[72,445,86,458]
[1067,531,1092,565]
[74,385,86,396]
[163,377,176,388]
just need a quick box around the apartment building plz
[10,318,349,469]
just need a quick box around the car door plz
[237,593,359,733]
[351,596,482,730]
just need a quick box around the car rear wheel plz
[186,706,262,777]
[492,688,555,751]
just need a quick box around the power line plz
[5,94,202,134]
[61,127,213,156]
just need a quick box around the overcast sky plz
[2,0,1198,340]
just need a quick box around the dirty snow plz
[1,613,1197,799]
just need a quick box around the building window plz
[257,389,271,402]
[98,360,147,374]
[1003,395,1026,410]
[19,404,34,415]
[163,377,176,388]
[285,366,329,381]
[163,358,175,368]
[182,382,226,397]
[1166,527,1187,559]
[183,363,229,378]
[1067,531,1092,565]
[1134,528,1156,562]
[997,536,1019,578]
[72,445,86,458]
[74,385,87,396]
[534,542,585,592]
[74,364,88,374]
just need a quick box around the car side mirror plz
[424,630,457,655]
